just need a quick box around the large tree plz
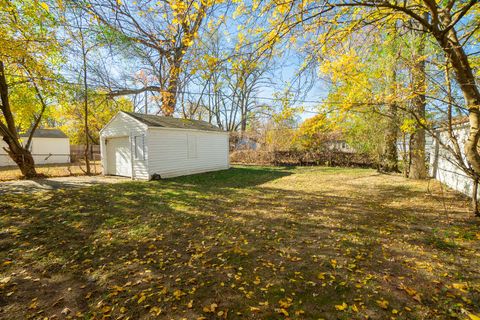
[0,0,59,178]
[83,0,226,116]
[181,28,274,131]
[262,0,479,213]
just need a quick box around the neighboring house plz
[100,111,230,179]
[236,137,260,150]
[427,119,475,197]
[325,140,355,153]
[323,132,356,153]
[397,134,435,162]
[230,132,262,151]
[0,129,70,167]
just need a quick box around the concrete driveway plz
[0,175,130,194]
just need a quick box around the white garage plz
[100,111,230,179]
[0,129,70,166]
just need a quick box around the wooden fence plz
[70,145,100,162]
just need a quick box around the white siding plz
[147,128,229,178]
[0,137,70,166]
[0,141,15,166]
[427,124,474,196]
[30,137,70,164]
[100,112,149,179]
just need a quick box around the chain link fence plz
[0,145,102,180]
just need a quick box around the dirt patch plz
[0,162,102,182]
[0,175,129,194]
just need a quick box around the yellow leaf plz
[278,308,289,316]
[335,302,347,311]
[330,259,337,268]
[468,312,480,320]
[452,282,468,292]
[173,289,184,300]
[29,300,38,310]
[0,277,11,284]
[40,2,49,12]
[203,303,218,313]
[150,306,162,316]
[137,295,146,304]
[352,304,359,312]
[376,299,389,309]
[279,298,293,309]
[187,300,193,308]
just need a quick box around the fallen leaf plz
[0,277,11,284]
[335,302,347,311]
[376,299,389,310]
[203,303,218,313]
[277,308,289,316]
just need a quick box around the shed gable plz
[101,112,148,138]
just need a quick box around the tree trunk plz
[382,102,400,172]
[409,128,426,179]
[381,41,400,173]
[401,132,409,177]
[0,60,39,178]
[4,142,37,178]
[472,179,479,217]
[433,24,480,182]
[82,40,91,175]
[409,22,427,179]
[162,60,181,116]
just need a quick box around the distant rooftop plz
[19,128,68,139]
[0,128,67,139]
[124,111,224,132]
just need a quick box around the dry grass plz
[0,162,102,181]
[0,166,479,320]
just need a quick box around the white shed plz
[0,129,70,166]
[100,111,230,179]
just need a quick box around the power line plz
[4,72,390,107]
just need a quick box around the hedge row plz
[230,150,375,168]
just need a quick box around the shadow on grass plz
[0,178,113,195]
[0,166,479,319]
[159,166,294,188]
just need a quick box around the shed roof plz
[124,111,224,132]
[19,128,68,139]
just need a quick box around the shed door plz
[106,137,132,177]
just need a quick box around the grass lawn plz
[0,166,479,319]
